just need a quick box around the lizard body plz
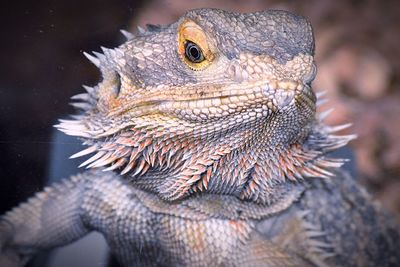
[0,8,399,267]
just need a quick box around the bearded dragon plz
[0,8,399,267]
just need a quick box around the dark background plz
[0,0,141,213]
[1,0,400,221]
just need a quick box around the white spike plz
[95,127,121,138]
[82,85,95,95]
[114,47,125,57]
[90,154,115,168]
[339,134,358,142]
[305,230,327,238]
[53,123,61,129]
[137,26,145,34]
[57,128,92,138]
[325,135,357,150]
[93,51,106,62]
[83,52,100,67]
[308,240,334,248]
[70,102,92,110]
[330,134,358,141]
[87,129,106,136]
[120,166,131,175]
[316,98,329,107]
[57,121,86,130]
[120,161,136,175]
[103,159,126,172]
[58,119,81,124]
[313,165,334,177]
[316,91,327,99]
[58,122,87,132]
[318,108,334,121]
[103,165,117,172]
[79,151,106,168]
[100,46,110,54]
[70,145,97,159]
[71,93,90,101]
[120,29,134,40]
[101,46,118,59]
[132,160,146,177]
[70,114,85,120]
[100,46,115,57]
[327,123,353,133]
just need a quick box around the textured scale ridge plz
[57,71,354,203]
[1,8,399,267]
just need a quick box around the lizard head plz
[57,9,355,204]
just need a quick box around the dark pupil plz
[185,41,204,63]
[189,46,199,59]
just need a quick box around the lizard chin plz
[56,88,355,204]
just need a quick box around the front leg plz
[0,172,93,267]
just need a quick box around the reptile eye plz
[177,18,214,70]
[184,41,204,63]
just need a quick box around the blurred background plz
[0,0,399,244]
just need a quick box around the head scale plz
[56,8,355,204]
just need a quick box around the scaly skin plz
[0,8,399,267]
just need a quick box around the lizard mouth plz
[103,80,305,126]
[56,79,307,142]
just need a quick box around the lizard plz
[0,8,399,267]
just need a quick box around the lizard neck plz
[66,88,353,205]
[130,129,339,205]
[127,104,348,204]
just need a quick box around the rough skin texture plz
[0,8,399,267]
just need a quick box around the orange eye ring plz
[177,18,214,70]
